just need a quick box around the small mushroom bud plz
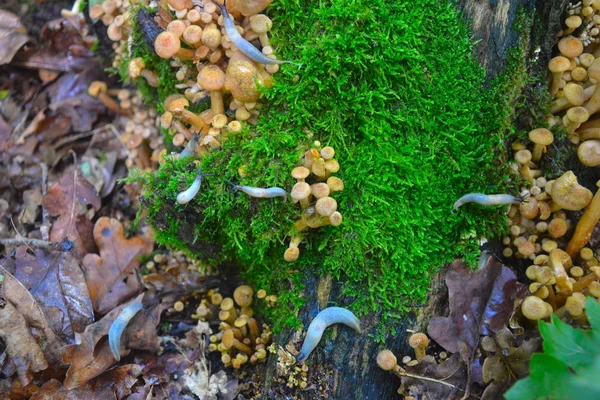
[519,198,539,219]
[249,14,272,48]
[155,31,196,60]
[377,350,398,371]
[233,285,254,307]
[315,196,337,217]
[528,128,554,161]
[128,58,159,87]
[327,176,344,192]
[548,56,571,96]
[578,140,600,166]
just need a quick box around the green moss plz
[133,0,534,338]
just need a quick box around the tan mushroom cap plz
[249,14,272,33]
[567,106,590,124]
[197,65,226,91]
[408,333,429,349]
[290,182,311,202]
[558,36,584,58]
[127,58,145,79]
[225,51,273,102]
[88,81,108,96]
[233,285,254,307]
[315,196,337,217]
[311,183,330,199]
[167,0,193,10]
[521,296,548,320]
[155,31,181,59]
[578,140,600,166]
[235,0,273,16]
[329,211,343,226]
[376,350,397,371]
[320,146,335,160]
[291,166,310,180]
[551,170,593,210]
[562,84,585,106]
[549,56,571,73]
[284,246,299,262]
[529,128,554,146]
[327,176,344,192]
[167,97,190,113]
[565,15,582,30]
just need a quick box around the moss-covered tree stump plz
[137,0,566,398]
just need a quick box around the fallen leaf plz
[0,10,28,65]
[42,169,101,258]
[0,300,48,386]
[427,258,524,355]
[61,293,161,389]
[82,217,153,313]
[401,354,467,399]
[31,364,142,399]
[10,246,94,342]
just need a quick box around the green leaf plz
[505,354,570,400]
[563,356,600,400]
[539,314,598,371]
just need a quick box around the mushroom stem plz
[209,90,225,115]
[573,267,600,292]
[566,181,600,258]
[549,249,573,295]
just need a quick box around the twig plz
[40,162,50,241]
[390,368,456,389]
[0,238,65,252]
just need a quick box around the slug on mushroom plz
[179,134,200,158]
[296,307,361,363]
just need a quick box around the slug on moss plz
[297,307,362,363]
[227,181,287,201]
[218,0,300,67]
[108,302,145,362]
[179,134,200,158]
[177,167,205,204]
[453,193,520,210]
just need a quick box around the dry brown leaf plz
[401,354,467,399]
[0,10,28,65]
[61,293,162,389]
[0,300,48,386]
[42,169,101,258]
[11,246,94,341]
[81,217,153,313]
[31,364,142,399]
[427,258,525,356]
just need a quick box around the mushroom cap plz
[249,14,272,33]
[315,196,337,216]
[327,176,344,192]
[320,146,335,160]
[562,83,584,106]
[202,27,222,49]
[160,112,173,129]
[233,285,254,307]
[529,128,554,146]
[127,57,145,79]
[325,159,340,173]
[408,333,429,349]
[291,166,310,180]
[155,31,181,59]
[588,58,600,81]
[566,106,590,124]
[329,211,343,226]
[168,97,191,114]
[514,149,532,164]
[167,0,193,11]
[284,246,299,262]
[551,171,593,210]
[311,183,330,199]
[578,140,600,166]
[521,296,547,320]
[548,56,571,73]
[225,51,273,102]
[221,297,235,311]
[376,350,397,371]
[222,329,235,349]
[236,0,273,16]
[558,36,584,58]
[565,15,582,29]
[290,182,311,202]
[88,81,107,96]
[197,65,226,91]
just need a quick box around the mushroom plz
[528,128,554,162]
[155,31,196,60]
[202,25,222,49]
[292,166,310,182]
[234,0,273,16]
[128,58,159,87]
[291,182,311,209]
[377,350,399,372]
[564,15,583,34]
[549,248,573,295]
[167,0,193,11]
[521,296,551,320]
[327,176,344,192]
[224,51,273,102]
[233,285,254,307]
[558,36,584,58]
[551,83,585,113]
[408,333,429,360]
[566,180,600,258]
[222,329,253,355]
[565,106,590,139]
[578,140,600,166]
[315,196,337,217]
[284,236,302,262]
[547,218,568,238]
[585,58,600,116]
[167,97,210,134]
[311,183,330,199]
[550,171,593,210]
[548,56,571,96]
[329,211,343,227]
[197,65,226,116]
[183,25,203,46]
[88,81,127,114]
[249,14,272,48]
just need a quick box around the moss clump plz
[137,0,523,337]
